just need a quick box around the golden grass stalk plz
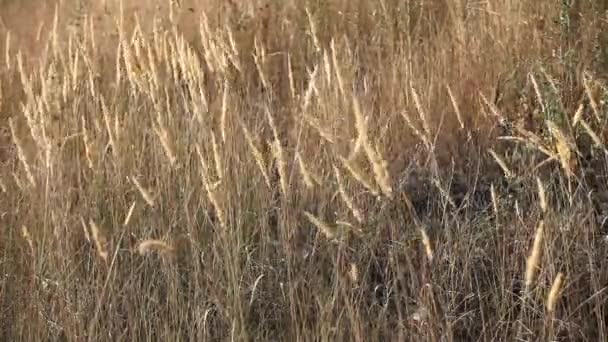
[89,220,108,263]
[536,177,547,214]
[401,111,431,149]
[304,211,338,240]
[488,149,514,179]
[579,120,603,148]
[410,86,432,138]
[266,109,288,197]
[363,142,393,198]
[21,225,34,254]
[333,165,364,223]
[490,183,499,216]
[419,227,433,263]
[525,220,545,290]
[303,114,335,144]
[287,53,296,99]
[529,73,545,114]
[123,201,136,227]
[446,84,465,130]
[130,177,156,207]
[296,152,318,189]
[137,239,175,256]
[200,169,226,229]
[306,7,321,53]
[220,80,229,143]
[210,132,223,180]
[572,103,584,127]
[546,121,577,179]
[348,263,359,284]
[340,157,380,196]
[153,120,177,167]
[302,65,319,112]
[583,75,600,122]
[9,118,36,187]
[240,121,272,188]
[330,39,346,97]
[546,272,564,314]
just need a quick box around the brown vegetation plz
[1,0,608,340]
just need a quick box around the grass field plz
[1,0,608,341]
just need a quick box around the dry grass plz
[1,0,608,341]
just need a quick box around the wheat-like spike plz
[296,152,318,188]
[253,38,269,91]
[220,80,229,143]
[546,272,564,314]
[137,239,175,256]
[446,84,465,130]
[348,263,359,283]
[266,109,288,197]
[419,227,433,263]
[525,220,545,290]
[401,111,431,149]
[79,216,91,243]
[5,32,10,70]
[529,73,546,114]
[89,220,109,263]
[100,98,118,158]
[130,177,155,207]
[546,121,577,179]
[202,173,226,229]
[153,121,177,167]
[81,116,96,169]
[241,121,272,188]
[21,225,34,254]
[583,74,600,122]
[536,177,547,214]
[323,50,332,87]
[410,86,432,138]
[123,201,137,227]
[579,120,603,148]
[303,114,335,144]
[340,157,380,196]
[333,165,364,223]
[330,39,346,97]
[304,211,338,240]
[210,132,223,180]
[305,7,321,52]
[490,183,499,216]
[287,53,296,99]
[363,142,393,198]
[9,118,36,186]
[572,103,585,127]
[302,65,319,112]
[488,149,514,179]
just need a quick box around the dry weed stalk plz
[525,220,545,290]
[9,118,36,186]
[266,109,288,197]
[572,103,585,127]
[153,120,177,167]
[296,152,318,189]
[410,86,432,138]
[536,177,547,214]
[21,226,34,254]
[210,132,223,180]
[579,120,603,148]
[546,272,564,314]
[546,121,577,179]
[241,121,272,188]
[446,84,465,130]
[333,165,364,223]
[583,74,600,122]
[340,157,380,196]
[137,240,175,256]
[304,211,338,240]
[220,80,229,143]
[488,149,514,179]
[130,177,156,207]
[89,220,109,263]
[123,201,137,227]
[419,228,433,263]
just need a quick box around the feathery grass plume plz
[536,177,547,214]
[240,120,272,188]
[210,132,223,180]
[546,121,577,179]
[89,220,109,263]
[363,142,393,198]
[21,226,34,254]
[303,114,335,144]
[419,227,433,263]
[153,120,177,167]
[572,103,585,127]
[446,83,465,130]
[340,156,380,196]
[525,220,545,290]
[137,240,175,256]
[220,80,229,143]
[333,165,364,223]
[490,183,499,216]
[302,65,320,112]
[348,263,359,284]
[401,111,431,149]
[123,201,137,227]
[4,32,10,70]
[304,211,338,240]
[296,152,319,189]
[488,149,514,179]
[81,116,97,169]
[583,74,600,122]
[546,272,565,314]
[266,108,289,197]
[305,7,321,53]
[330,39,346,97]
[529,73,546,114]
[410,86,432,138]
[249,274,265,306]
[130,177,156,207]
[9,118,36,187]
[579,120,604,148]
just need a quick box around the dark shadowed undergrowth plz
[1,1,608,341]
